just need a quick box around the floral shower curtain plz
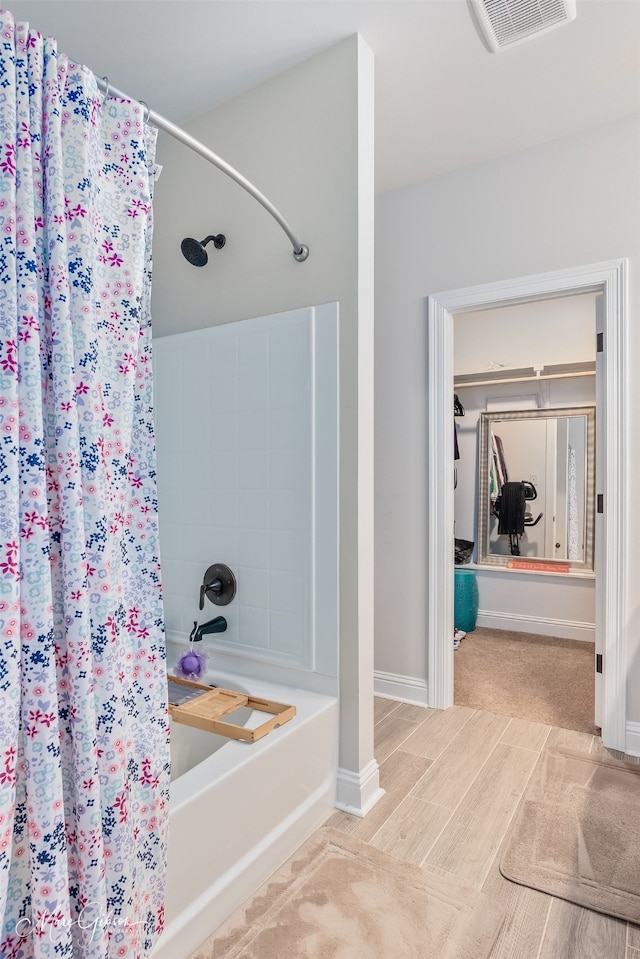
[0,12,170,958]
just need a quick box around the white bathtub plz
[152,669,338,959]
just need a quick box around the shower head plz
[181,233,226,267]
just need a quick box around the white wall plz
[375,116,640,717]
[454,293,596,374]
[474,568,596,642]
[154,306,338,694]
[150,37,378,805]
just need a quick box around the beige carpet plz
[500,748,640,923]
[197,828,504,958]
[454,627,598,734]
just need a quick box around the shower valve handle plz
[199,563,237,609]
[199,578,222,609]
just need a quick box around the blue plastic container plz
[454,568,479,632]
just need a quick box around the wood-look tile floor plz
[190,698,640,959]
[322,699,639,959]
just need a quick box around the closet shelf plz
[454,360,595,389]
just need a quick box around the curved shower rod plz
[95,77,309,263]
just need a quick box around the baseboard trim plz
[476,610,595,643]
[335,760,384,818]
[374,670,430,706]
[625,722,640,757]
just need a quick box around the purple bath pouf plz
[176,648,207,680]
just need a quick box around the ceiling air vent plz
[470,0,577,52]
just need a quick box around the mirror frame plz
[477,405,596,573]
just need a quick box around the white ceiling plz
[7,0,640,193]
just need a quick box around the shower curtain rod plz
[95,77,309,263]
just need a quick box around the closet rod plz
[95,77,309,263]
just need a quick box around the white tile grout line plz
[499,716,554,752]
[373,699,401,726]
[534,898,554,959]
[405,707,478,768]
[367,791,451,849]
[375,716,428,763]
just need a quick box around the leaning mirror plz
[477,406,595,572]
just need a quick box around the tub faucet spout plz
[189,616,227,643]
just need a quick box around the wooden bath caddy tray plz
[167,675,296,743]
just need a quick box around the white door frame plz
[426,260,628,752]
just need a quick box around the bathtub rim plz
[168,669,337,814]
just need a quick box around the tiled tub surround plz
[153,304,339,694]
[153,659,338,959]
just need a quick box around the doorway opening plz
[452,294,597,735]
[426,261,628,752]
